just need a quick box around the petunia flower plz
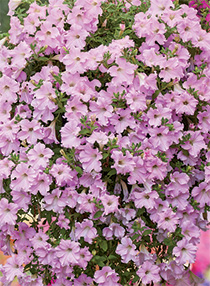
[55,239,81,266]
[94,266,120,286]
[116,237,138,263]
[111,150,135,175]
[11,162,35,191]
[74,274,93,286]
[75,219,97,243]
[100,193,119,215]
[3,255,24,282]
[137,261,160,285]
[18,119,44,144]
[28,142,54,170]
[0,198,18,226]
[173,238,197,264]
[79,143,102,173]
[108,57,137,86]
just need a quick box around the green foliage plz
[0,0,10,33]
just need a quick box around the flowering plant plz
[189,0,210,30]
[0,0,210,285]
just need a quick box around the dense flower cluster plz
[189,0,210,26]
[0,0,210,285]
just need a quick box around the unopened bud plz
[174,35,180,42]
[92,250,97,256]
[120,23,125,31]
[119,23,125,36]
[60,149,66,157]
[102,19,107,27]
[21,140,27,147]
[172,44,179,55]
[48,95,57,103]
[62,46,69,53]
[146,100,151,106]
[30,80,36,86]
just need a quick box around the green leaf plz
[136,208,145,216]
[102,152,109,159]
[37,56,50,62]
[100,240,108,252]
[142,229,152,236]
[131,234,140,241]
[74,166,83,175]
[52,74,63,85]
[0,0,10,33]
[108,254,116,260]
[152,90,160,100]
[163,238,174,246]
[79,128,90,135]
[132,274,140,283]
[107,168,116,177]
[93,211,103,219]
[92,255,106,267]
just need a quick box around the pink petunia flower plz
[157,208,179,233]
[43,188,67,213]
[55,239,81,266]
[28,142,54,170]
[116,237,138,263]
[111,150,135,175]
[110,108,136,134]
[11,41,32,69]
[3,255,24,282]
[79,143,102,173]
[146,19,166,46]
[177,17,200,43]
[50,162,78,187]
[89,92,113,125]
[174,91,198,115]
[57,214,70,230]
[149,0,174,15]
[127,156,147,185]
[61,120,81,149]
[182,131,206,157]
[0,198,18,226]
[11,162,36,191]
[76,193,96,214]
[77,246,93,269]
[94,266,120,286]
[11,189,31,211]
[159,58,184,82]
[36,21,60,48]
[108,57,137,86]
[65,97,88,122]
[74,274,93,286]
[191,181,210,208]
[65,24,89,49]
[100,193,119,215]
[30,171,52,196]
[18,119,44,144]
[146,104,171,127]
[133,190,159,210]
[75,219,97,243]
[0,75,19,103]
[173,238,197,264]
[30,230,50,250]
[62,48,87,74]
[137,261,160,285]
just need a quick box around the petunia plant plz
[189,0,210,30]
[0,0,210,285]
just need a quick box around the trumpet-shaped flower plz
[137,261,160,285]
[116,237,138,263]
[56,239,81,266]
[0,198,18,226]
